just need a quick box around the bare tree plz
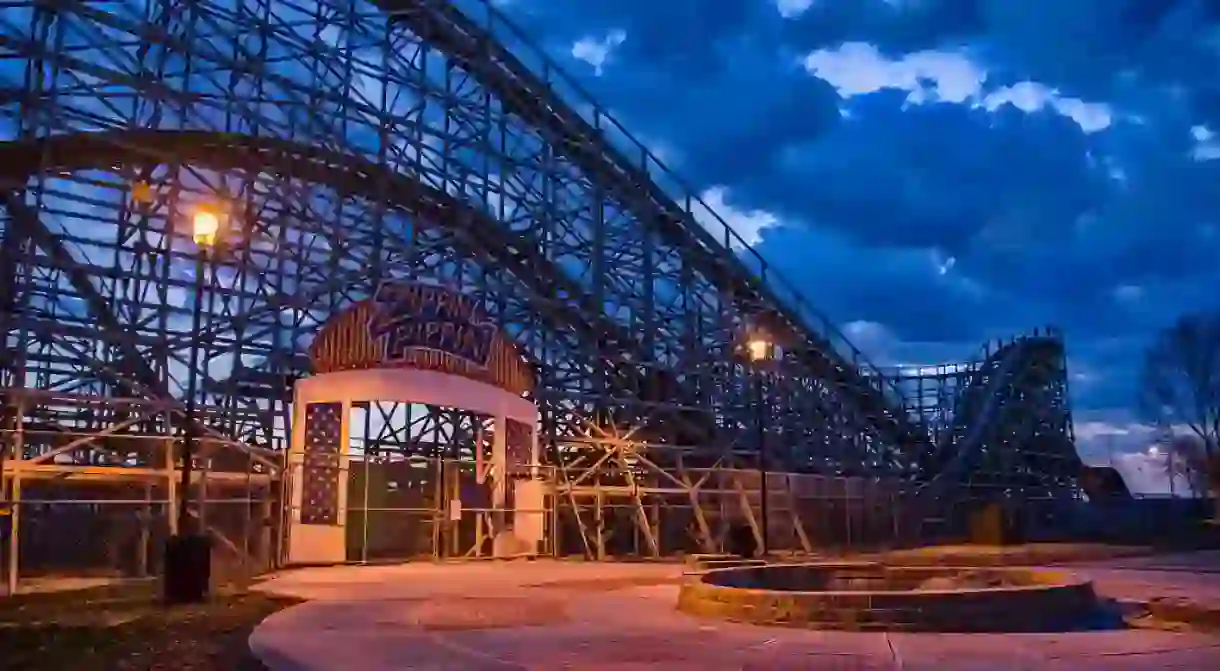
[1159,433,1210,497]
[1139,312,1220,507]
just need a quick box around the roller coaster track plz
[0,1,1076,482]
[904,333,1080,530]
[0,87,921,468]
[376,0,929,455]
[0,0,928,470]
[0,131,670,431]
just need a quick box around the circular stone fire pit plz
[677,562,1099,632]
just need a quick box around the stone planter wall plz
[677,562,1097,632]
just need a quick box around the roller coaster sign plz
[367,281,498,369]
[308,282,535,395]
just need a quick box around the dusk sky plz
[488,0,1220,492]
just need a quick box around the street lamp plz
[192,210,220,247]
[1148,445,1177,497]
[179,208,220,533]
[743,333,775,556]
[746,338,771,364]
[165,206,223,604]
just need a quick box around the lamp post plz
[745,335,774,556]
[179,209,219,533]
[165,207,220,604]
[1149,445,1176,498]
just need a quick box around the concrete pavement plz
[250,556,1220,670]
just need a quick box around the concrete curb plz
[247,603,315,671]
[870,544,1153,567]
[1134,597,1220,632]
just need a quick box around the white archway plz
[285,367,542,565]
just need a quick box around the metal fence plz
[341,456,555,562]
[547,466,935,560]
[1,485,278,595]
[1051,496,1214,543]
[1,426,282,596]
[549,488,914,559]
[9,450,1213,594]
[338,457,977,562]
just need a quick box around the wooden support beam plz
[678,457,715,553]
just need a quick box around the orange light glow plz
[192,210,221,247]
[746,338,771,362]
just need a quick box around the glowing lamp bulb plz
[192,210,220,247]
[746,338,771,362]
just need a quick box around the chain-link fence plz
[319,444,1216,565]
[343,456,555,562]
[548,467,928,560]
[1,426,282,596]
[14,446,1212,593]
[5,495,172,585]
[1,485,278,594]
[1032,494,1214,544]
[543,463,1194,559]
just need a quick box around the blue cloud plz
[493,0,1220,489]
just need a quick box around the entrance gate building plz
[284,281,544,565]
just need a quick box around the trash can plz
[163,533,212,604]
[727,523,758,558]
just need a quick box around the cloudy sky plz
[484,0,1220,493]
